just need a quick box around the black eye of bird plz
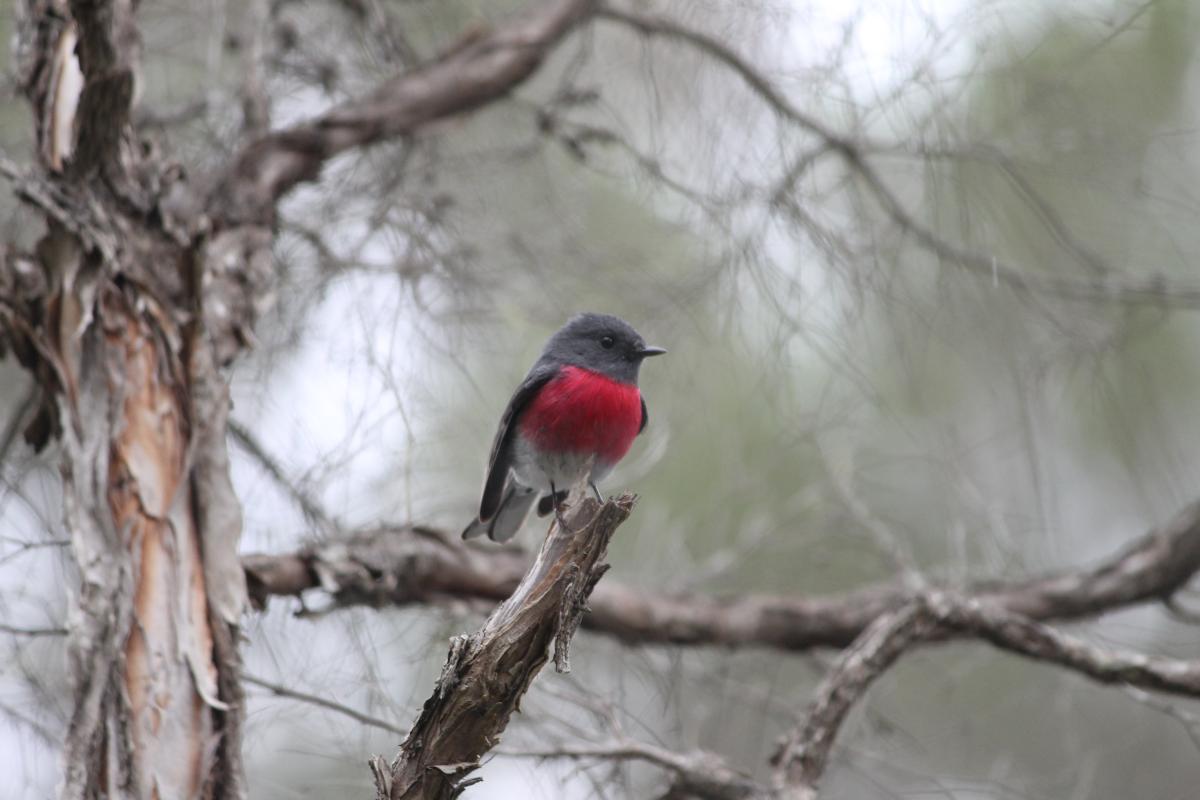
[599,335,615,349]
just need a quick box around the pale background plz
[3,0,1200,797]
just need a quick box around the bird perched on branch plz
[463,313,665,542]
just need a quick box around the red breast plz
[518,365,642,465]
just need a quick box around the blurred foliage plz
[4,0,1200,798]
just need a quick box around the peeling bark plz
[370,495,636,800]
[47,263,244,799]
[8,3,248,798]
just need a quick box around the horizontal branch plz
[0,622,68,637]
[233,585,1200,800]
[228,582,1200,800]
[927,591,1200,698]
[209,0,597,224]
[243,498,1200,653]
[484,592,1200,800]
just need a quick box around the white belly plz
[510,434,612,492]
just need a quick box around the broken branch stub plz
[372,493,637,800]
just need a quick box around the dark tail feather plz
[536,490,568,517]
[462,483,538,542]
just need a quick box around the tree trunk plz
[52,268,246,799]
[6,3,250,797]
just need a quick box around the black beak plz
[637,345,667,358]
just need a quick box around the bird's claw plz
[550,481,574,533]
[553,504,575,534]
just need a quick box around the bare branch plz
[597,6,1200,310]
[770,589,1200,799]
[500,741,766,800]
[0,622,68,637]
[771,602,932,799]
[328,0,421,67]
[244,498,1200,653]
[0,534,70,567]
[209,0,599,224]
[243,673,404,736]
[844,152,1200,308]
[251,669,766,799]
[228,419,339,535]
[926,591,1200,699]
[594,6,845,146]
[816,439,923,588]
[1121,686,1200,752]
[1163,594,1200,625]
[371,494,635,800]
[243,583,1200,800]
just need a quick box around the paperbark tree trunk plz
[51,263,247,800]
[6,3,250,797]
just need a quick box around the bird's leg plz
[550,481,572,532]
[589,481,604,503]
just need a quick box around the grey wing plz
[478,365,556,522]
[639,395,649,434]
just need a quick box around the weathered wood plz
[370,494,636,800]
[9,4,249,798]
[243,498,1200,654]
[208,0,599,226]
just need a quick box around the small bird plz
[463,313,666,542]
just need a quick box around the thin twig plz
[243,672,405,735]
[0,622,68,637]
[0,535,70,567]
[816,438,923,588]
[498,740,765,800]
[597,6,1200,311]
[228,418,340,534]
